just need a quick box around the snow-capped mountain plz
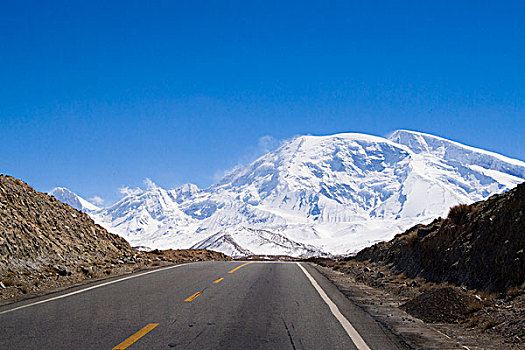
[51,130,525,257]
[49,187,100,212]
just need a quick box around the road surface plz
[0,261,408,349]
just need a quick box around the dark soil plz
[401,286,482,323]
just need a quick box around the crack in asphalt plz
[282,318,297,350]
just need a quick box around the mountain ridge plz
[51,130,525,257]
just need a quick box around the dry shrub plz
[41,266,56,274]
[403,230,418,241]
[1,278,18,287]
[419,281,436,291]
[448,204,475,223]
[506,286,523,298]
[465,300,483,314]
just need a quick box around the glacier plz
[50,130,525,257]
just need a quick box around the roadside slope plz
[0,174,229,301]
[356,182,525,293]
[313,182,524,348]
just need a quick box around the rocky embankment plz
[0,175,229,302]
[312,182,525,348]
[356,182,525,293]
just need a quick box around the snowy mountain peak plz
[54,130,525,257]
[49,187,100,212]
[169,183,200,204]
[389,129,525,179]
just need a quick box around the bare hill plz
[355,182,525,293]
[0,175,134,274]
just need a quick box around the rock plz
[0,281,6,289]
[407,280,418,287]
[80,266,92,274]
[53,265,71,276]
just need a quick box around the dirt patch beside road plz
[0,248,230,305]
[311,259,524,349]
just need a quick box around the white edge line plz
[0,263,190,315]
[296,262,372,350]
[435,328,471,349]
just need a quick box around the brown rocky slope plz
[312,182,525,347]
[0,174,229,301]
[355,182,525,293]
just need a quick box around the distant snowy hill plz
[49,187,100,212]
[51,130,525,257]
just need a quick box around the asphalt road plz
[0,261,408,349]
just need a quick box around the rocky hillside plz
[0,175,229,301]
[0,175,134,273]
[355,182,525,293]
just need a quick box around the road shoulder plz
[310,263,477,350]
[300,263,411,350]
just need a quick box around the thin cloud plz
[89,196,105,206]
[119,186,142,196]
[211,135,285,184]
[143,178,158,189]
[258,135,281,154]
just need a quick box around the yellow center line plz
[184,291,202,301]
[227,262,252,274]
[112,323,159,350]
[213,277,224,284]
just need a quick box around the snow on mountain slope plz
[94,179,193,245]
[190,226,323,257]
[48,187,100,212]
[390,130,525,179]
[51,130,525,257]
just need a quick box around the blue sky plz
[1,1,524,204]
